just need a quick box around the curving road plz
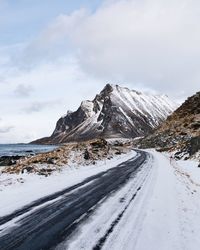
[0,150,148,250]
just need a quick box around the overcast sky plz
[0,0,199,143]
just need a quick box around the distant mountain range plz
[32,84,177,144]
[139,91,200,159]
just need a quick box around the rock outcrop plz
[139,91,200,159]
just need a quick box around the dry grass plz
[2,139,133,176]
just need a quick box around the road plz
[0,150,149,250]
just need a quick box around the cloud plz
[0,125,14,133]
[22,0,199,100]
[0,118,14,134]
[75,0,200,96]
[1,0,200,143]
[0,59,105,142]
[0,117,14,133]
[7,0,200,100]
[13,9,87,69]
[14,84,34,98]
[23,100,61,114]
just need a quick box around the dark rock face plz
[0,155,22,166]
[139,91,200,159]
[32,84,176,144]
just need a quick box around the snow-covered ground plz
[130,151,200,250]
[58,150,200,250]
[0,149,200,250]
[0,151,137,217]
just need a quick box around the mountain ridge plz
[32,84,177,144]
[139,91,200,159]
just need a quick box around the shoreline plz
[1,139,133,175]
[0,144,58,167]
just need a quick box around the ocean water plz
[0,144,58,157]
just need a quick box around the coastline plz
[1,139,133,175]
[0,144,58,167]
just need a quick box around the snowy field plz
[0,149,200,250]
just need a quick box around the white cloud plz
[22,100,61,114]
[0,125,13,133]
[1,0,200,143]
[28,0,199,99]
[14,9,87,68]
[14,84,34,98]
[0,59,105,143]
[0,118,14,137]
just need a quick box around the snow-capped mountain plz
[33,84,176,144]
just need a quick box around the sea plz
[0,144,58,157]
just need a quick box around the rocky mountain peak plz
[32,84,177,144]
[102,83,114,93]
[80,100,94,117]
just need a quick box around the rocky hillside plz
[139,91,200,159]
[32,84,176,144]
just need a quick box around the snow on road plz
[0,151,137,217]
[57,150,200,250]
[132,151,182,250]
[56,152,153,250]
[103,150,200,250]
[0,149,200,250]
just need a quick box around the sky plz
[0,0,199,143]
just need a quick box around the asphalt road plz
[0,150,148,250]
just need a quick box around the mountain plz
[139,91,200,159]
[32,84,176,144]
